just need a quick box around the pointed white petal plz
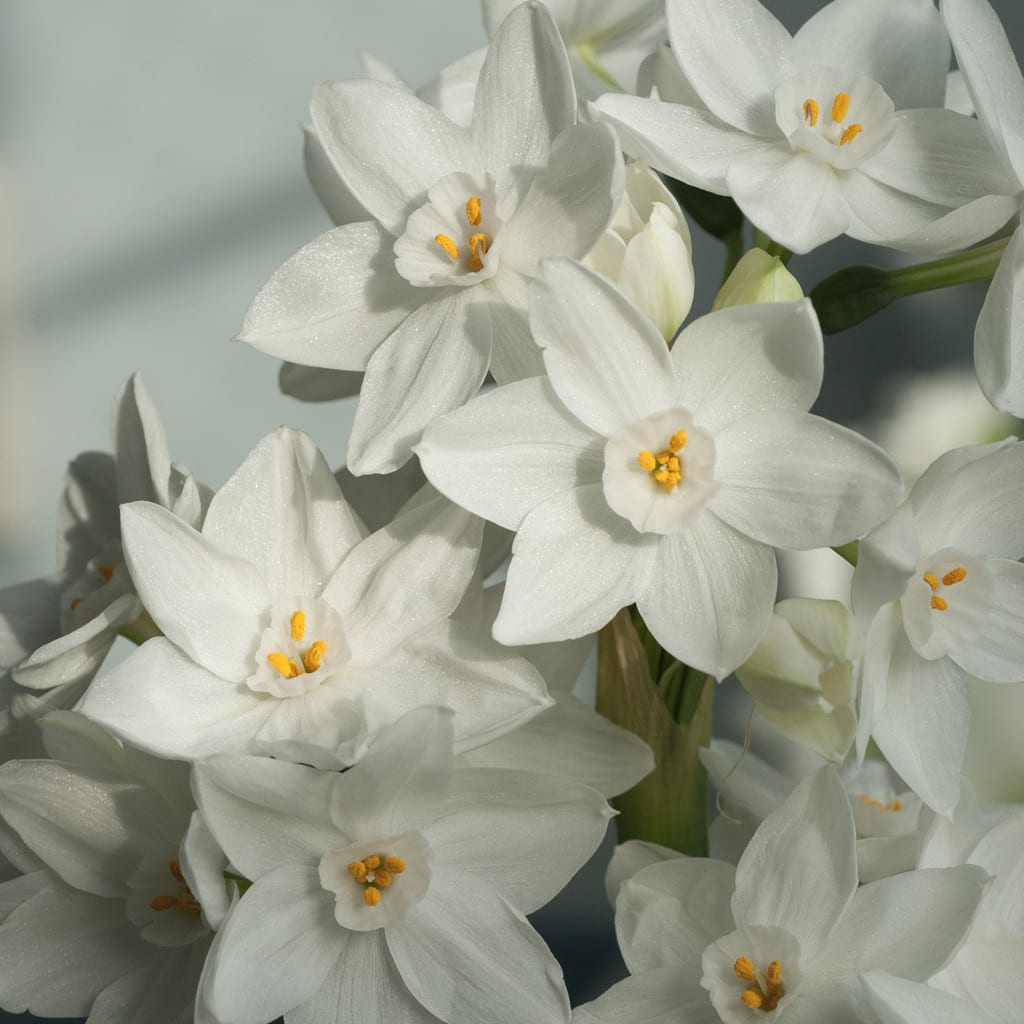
[852,503,919,623]
[417,48,486,128]
[111,373,172,507]
[605,840,684,906]
[484,270,547,384]
[976,225,1024,416]
[950,557,1024,682]
[636,515,777,680]
[863,973,995,1024]
[302,123,371,226]
[181,811,230,930]
[237,222,417,369]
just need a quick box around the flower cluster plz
[1,0,1023,1022]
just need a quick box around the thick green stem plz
[811,237,1009,334]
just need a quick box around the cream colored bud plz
[713,248,803,311]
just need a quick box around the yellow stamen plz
[922,572,939,590]
[467,232,489,272]
[832,92,851,123]
[931,595,948,611]
[364,886,382,907]
[891,799,902,811]
[385,856,406,874]
[169,859,185,884]
[98,564,115,582]
[70,597,84,609]
[942,567,967,586]
[150,894,178,911]
[742,988,765,1009]
[348,861,369,883]
[668,430,688,452]
[734,958,757,982]
[466,196,482,226]
[435,233,459,260]
[179,898,202,917]
[839,123,863,146]
[765,962,781,996]
[302,640,327,673]
[363,855,381,871]
[374,869,393,888]
[637,450,657,472]
[802,98,819,126]
[290,610,306,642]
[267,651,299,678]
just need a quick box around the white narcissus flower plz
[0,712,228,1023]
[418,259,902,679]
[193,706,613,1024]
[574,768,989,1024]
[238,2,624,474]
[592,0,1019,254]
[0,373,203,705]
[79,428,550,766]
[584,161,694,342]
[852,440,1024,815]
[941,0,1024,416]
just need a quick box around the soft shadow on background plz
[1,0,1022,1020]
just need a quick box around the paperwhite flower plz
[702,740,924,883]
[593,0,1019,254]
[853,440,1024,815]
[80,428,549,766]
[0,374,202,704]
[574,767,988,1024]
[584,161,694,341]
[941,0,1024,415]
[193,706,613,1024]
[0,712,227,1022]
[238,2,623,474]
[418,259,902,678]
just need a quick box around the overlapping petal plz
[975,225,1024,416]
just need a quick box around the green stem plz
[751,228,793,264]
[722,229,745,284]
[574,41,624,91]
[811,236,1009,334]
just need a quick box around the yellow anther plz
[467,232,489,272]
[466,196,482,226]
[668,430,688,452]
[435,233,459,260]
[374,869,393,888]
[348,861,369,883]
[385,856,406,874]
[742,988,765,1009]
[931,595,948,611]
[267,651,299,678]
[364,886,382,907]
[150,894,178,912]
[180,898,202,917]
[802,98,819,126]
[766,962,781,993]
[290,610,306,642]
[891,799,902,811]
[302,640,327,673]
[363,855,381,871]
[832,92,851,123]
[942,567,967,587]
[70,597,84,609]
[98,564,115,582]
[169,859,185,884]
[734,958,757,982]
[922,572,939,590]
[637,450,657,472]
[839,124,863,146]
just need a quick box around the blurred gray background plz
[1,0,1023,1020]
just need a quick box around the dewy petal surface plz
[949,557,1024,682]
[976,224,1024,416]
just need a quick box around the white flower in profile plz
[193,706,613,1024]
[80,428,549,766]
[0,373,202,704]
[852,439,1024,815]
[0,712,228,1023]
[238,2,623,474]
[418,259,901,679]
[592,0,1019,254]
[574,767,988,1024]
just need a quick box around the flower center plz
[347,853,407,907]
[801,92,863,147]
[266,609,328,678]
[148,859,202,918]
[857,794,902,812]
[734,957,784,1012]
[922,566,967,612]
[636,429,688,492]
[434,196,491,273]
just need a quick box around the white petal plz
[279,362,364,402]
[417,48,487,128]
[636,514,777,680]
[976,225,1024,416]
[872,635,969,816]
[592,95,780,193]
[181,811,230,930]
[111,373,172,507]
[605,840,684,906]
[863,973,994,1024]
[204,864,343,1024]
[874,193,1020,255]
[494,484,658,645]
[670,300,823,432]
[323,486,481,659]
[943,0,1024,187]
[711,410,902,549]
[732,768,856,949]
[203,429,361,606]
[346,293,492,475]
[471,1,576,207]
[387,878,570,1024]
[120,503,269,681]
[500,123,623,277]
[529,258,675,436]
[816,864,990,979]
[665,0,793,134]
[794,0,949,109]
[192,755,347,880]
[969,810,1024,933]
[302,123,371,227]
[727,150,850,254]
[311,81,480,236]
[951,557,1024,682]
[852,503,920,623]
[574,968,716,1024]
[484,270,547,384]
[237,222,417,369]
[616,857,735,976]
[701,741,792,821]
[79,638,273,760]
[0,577,68,682]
